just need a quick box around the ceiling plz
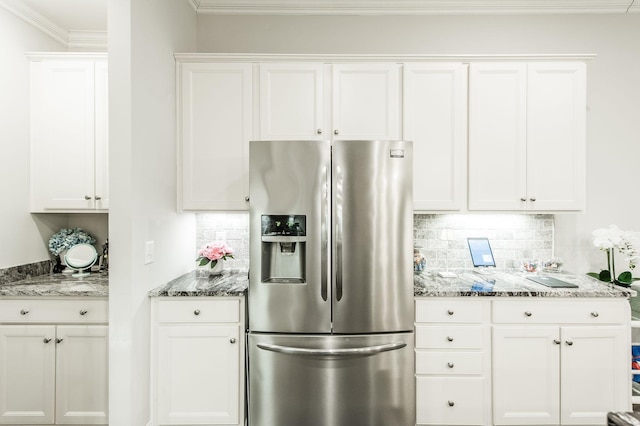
[1,0,637,48]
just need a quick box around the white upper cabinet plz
[178,62,253,211]
[259,63,324,140]
[258,62,401,141]
[468,62,586,211]
[404,63,468,211]
[29,54,108,212]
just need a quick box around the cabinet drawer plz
[156,298,240,323]
[416,351,484,375]
[416,325,485,349]
[416,299,486,323]
[0,299,107,323]
[492,299,628,324]
[417,377,485,425]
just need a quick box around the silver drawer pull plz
[56,338,63,344]
[194,309,201,316]
[591,312,599,317]
[84,195,92,200]
[447,309,454,316]
[565,340,573,346]
[448,401,455,407]
[79,310,88,316]
[20,309,29,315]
[524,311,532,317]
[553,339,561,345]
[230,338,236,344]
[447,336,454,342]
[447,362,454,368]
[43,338,52,344]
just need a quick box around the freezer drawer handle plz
[256,342,407,357]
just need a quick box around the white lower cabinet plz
[151,297,245,426]
[415,298,492,425]
[492,299,630,426]
[0,299,108,425]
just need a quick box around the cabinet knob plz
[95,196,102,201]
[20,309,29,315]
[230,338,236,344]
[56,338,63,344]
[448,401,455,407]
[194,309,201,316]
[334,130,339,135]
[524,311,532,317]
[553,339,561,345]
[43,337,52,344]
[529,197,536,202]
[591,311,599,317]
[447,362,454,368]
[565,340,573,346]
[317,129,323,135]
[520,197,527,202]
[245,196,250,202]
[85,195,92,200]
[447,309,454,316]
[79,310,88,316]
[447,336,454,342]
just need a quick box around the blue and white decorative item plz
[64,243,98,278]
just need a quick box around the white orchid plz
[588,225,640,285]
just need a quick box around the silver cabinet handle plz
[230,338,236,344]
[447,309,454,316]
[43,338,52,344]
[85,195,92,200]
[447,336,454,342]
[447,362,454,368]
[334,129,339,135]
[553,339,561,345]
[317,129,323,135]
[194,309,201,316]
[79,310,88,316]
[334,166,343,302]
[320,166,328,302]
[245,196,250,202]
[20,309,29,315]
[257,342,406,357]
[530,197,536,202]
[520,197,527,202]
[524,311,532,317]
[591,312,599,317]
[448,401,455,407]
[56,338,63,344]
[95,196,102,201]
[565,340,573,346]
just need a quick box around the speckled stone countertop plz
[414,269,636,298]
[148,269,249,297]
[0,272,109,297]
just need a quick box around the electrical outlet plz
[144,241,154,265]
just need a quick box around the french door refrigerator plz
[248,140,415,426]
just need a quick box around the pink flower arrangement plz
[196,241,234,268]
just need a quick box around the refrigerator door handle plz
[335,166,343,301]
[257,341,406,357]
[321,165,328,302]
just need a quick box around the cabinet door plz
[404,63,467,211]
[332,63,400,140]
[30,60,97,210]
[157,325,241,425]
[526,63,586,211]
[468,63,527,211]
[93,60,109,210]
[560,326,629,425]
[259,63,324,140]
[492,325,560,425]
[179,63,252,210]
[55,325,108,425]
[0,325,56,425]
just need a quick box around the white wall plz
[108,0,196,423]
[197,13,640,276]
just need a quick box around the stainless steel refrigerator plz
[248,140,415,426]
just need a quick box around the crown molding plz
[0,0,107,49]
[192,0,636,15]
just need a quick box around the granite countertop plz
[0,272,109,297]
[148,269,249,297]
[414,269,636,298]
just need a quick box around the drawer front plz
[417,377,485,425]
[416,299,486,323]
[492,299,628,324]
[0,299,107,323]
[416,351,484,375]
[156,298,240,323]
[416,325,485,349]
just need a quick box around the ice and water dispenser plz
[260,215,306,284]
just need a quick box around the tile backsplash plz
[196,213,554,271]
